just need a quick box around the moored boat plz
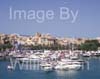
[40,62,54,72]
[54,59,82,70]
[7,65,14,70]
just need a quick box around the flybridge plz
[9,7,79,23]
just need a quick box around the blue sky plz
[0,0,100,38]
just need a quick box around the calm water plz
[0,57,100,79]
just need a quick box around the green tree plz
[79,40,100,51]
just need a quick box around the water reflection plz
[55,70,78,79]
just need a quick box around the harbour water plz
[0,57,100,79]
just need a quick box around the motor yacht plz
[55,59,82,70]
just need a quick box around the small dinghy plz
[7,65,14,70]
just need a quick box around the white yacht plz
[40,62,54,71]
[70,54,79,60]
[82,51,91,57]
[18,54,41,64]
[55,59,82,70]
[66,61,82,70]
[55,61,68,70]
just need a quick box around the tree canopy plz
[79,40,100,51]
